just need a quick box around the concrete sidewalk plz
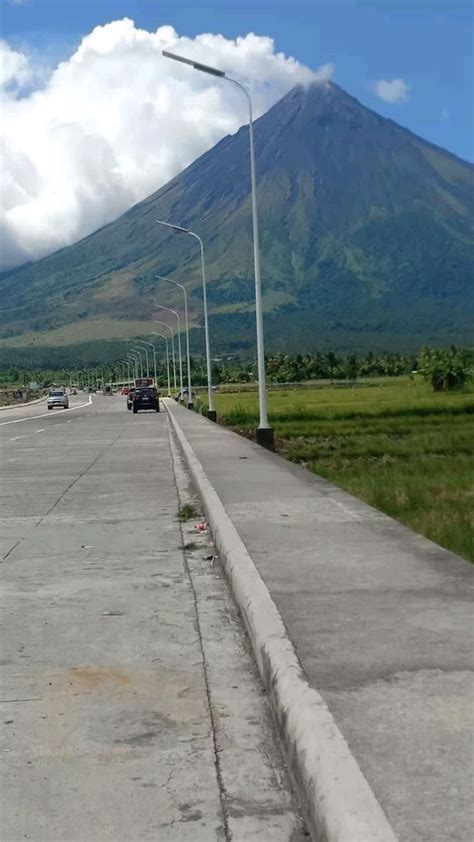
[167,401,474,842]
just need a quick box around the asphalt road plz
[0,395,305,841]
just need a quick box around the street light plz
[156,219,216,421]
[120,360,130,388]
[132,348,144,378]
[139,341,158,385]
[124,359,132,387]
[152,332,171,396]
[137,344,150,378]
[156,274,193,409]
[120,362,127,387]
[128,351,140,380]
[153,320,177,392]
[162,50,272,447]
[156,303,183,400]
[119,361,128,387]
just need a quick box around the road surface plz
[0,395,305,841]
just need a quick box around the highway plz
[0,394,305,841]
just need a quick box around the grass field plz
[199,377,474,562]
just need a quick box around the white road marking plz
[35,429,45,433]
[8,428,47,442]
[0,396,93,427]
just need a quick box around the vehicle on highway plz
[102,385,112,395]
[126,387,135,409]
[47,389,69,410]
[176,388,196,402]
[132,386,160,413]
[121,386,129,396]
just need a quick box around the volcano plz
[0,81,472,355]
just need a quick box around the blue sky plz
[2,0,473,160]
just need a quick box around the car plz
[121,386,129,396]
[47,389,69,410]
[102,385,112,395]
[132,386,160,413]
[126,387,135,409]
[176,388,195,401]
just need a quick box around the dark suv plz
[132,387,160,413]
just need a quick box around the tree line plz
[0,347,472,393]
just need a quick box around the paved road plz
[168,403,474,842]
[0,396,305,841]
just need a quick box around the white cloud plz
[0,19,328,270]
[0,39,30,88]
[374,77,410,104]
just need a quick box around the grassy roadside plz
[198,378,474,562]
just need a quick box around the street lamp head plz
[162,50,225,78]
[156,218,189,235]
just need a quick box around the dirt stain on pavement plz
[67,667,131,691]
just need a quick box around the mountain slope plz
[0,81,472,353]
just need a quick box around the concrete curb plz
[166,402,398,842]
[0,395,47,412]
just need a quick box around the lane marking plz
[0,395,93,427]
[7,427,46,443]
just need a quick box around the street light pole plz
[155,303,183,400]
[125,359,131,387]
[153,320,177,392]
[132,348,144,378]
[162,50,272,447]
[152,332,171,396]
[139,341,158,385]
[128,352,140,380]
[156,219,216,421]
[156,274,193,409]
[137,345,150,378]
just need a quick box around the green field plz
[200,378,474,562]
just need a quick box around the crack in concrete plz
[34,428,125,526]
[167,416,231,842]
[2,541,20,561]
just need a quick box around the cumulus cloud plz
[0,18,328,270]
[374,77,410,104]
[0,40,30,88]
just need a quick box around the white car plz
[47,389,69,410]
